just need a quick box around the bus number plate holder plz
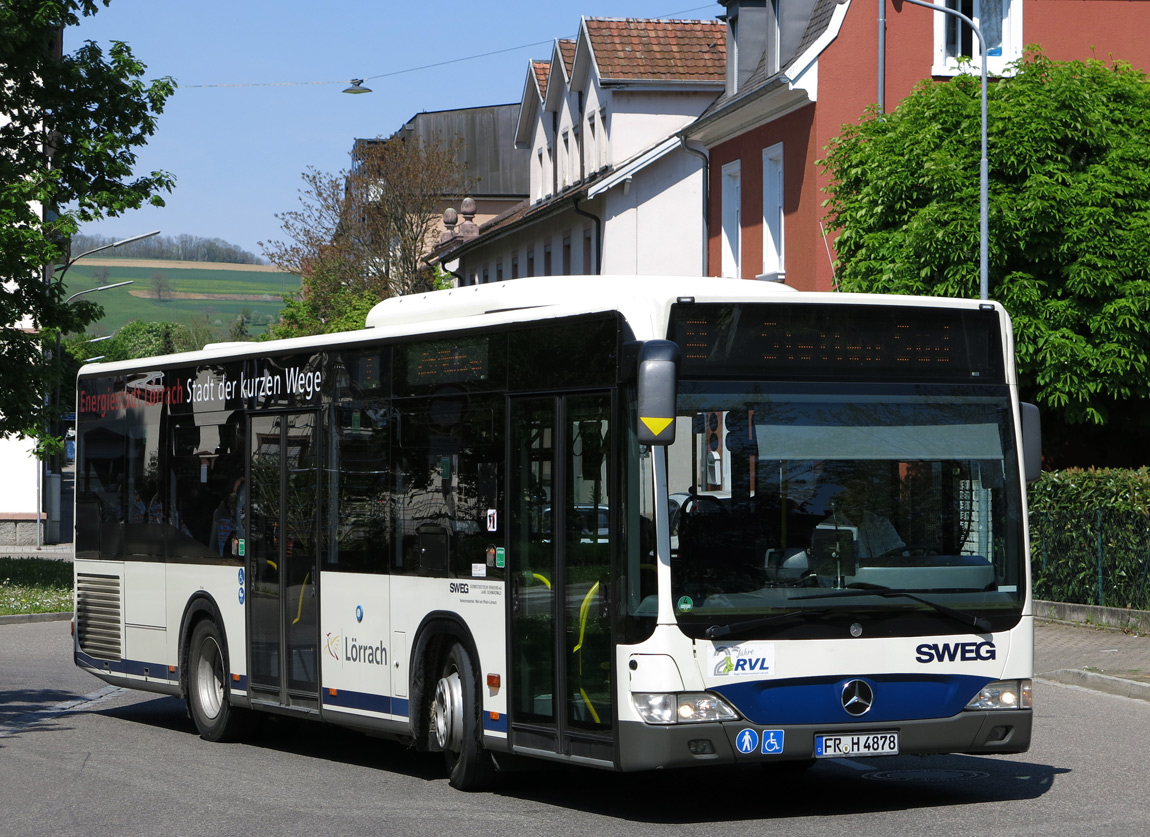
[814,731,899,758]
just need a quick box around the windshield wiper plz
[788,584,993,633]
[706,608,832,639]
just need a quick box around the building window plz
[933,0,1020,76]
[561,132,571,188]
[543,238,553,277]
[511,254,519,280]
[598,108,608,170]
[536,150,544,202]
[562,232,572,275]
[583,225,594,274]
[527,249,535,278]
[720,161,741,279]
[759,143,784,282]
[496,259,504,283]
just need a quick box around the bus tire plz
[187,618,254,743]
[430,642,494,790]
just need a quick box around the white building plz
[435,17,726,282]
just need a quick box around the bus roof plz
[78,276,1006,378]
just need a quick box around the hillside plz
[61,258,302,338]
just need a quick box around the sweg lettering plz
[345,637,387,665]
[915,641,997,663]
[450,582,470,594]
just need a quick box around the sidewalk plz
[1035,602,1150,702]
[0,543,73,560]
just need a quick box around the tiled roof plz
[584,17,725,82]
[532,59,551,99]
[558,38,576,76]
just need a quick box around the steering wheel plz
[873,543,940,562]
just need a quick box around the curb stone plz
[1037,668,1150,702]
[0,611,71,626]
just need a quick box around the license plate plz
[815,731,899,758]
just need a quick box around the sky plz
[72,1,721,260]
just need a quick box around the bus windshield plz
[665,384,1025,639]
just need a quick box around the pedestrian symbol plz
[736,728,759,754]
[761,730,784,754]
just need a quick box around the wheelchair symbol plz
[761,730,785,754]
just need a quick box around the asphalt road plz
[2,620,1148,836]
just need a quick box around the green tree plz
[99,320,194,362]
[821,52,1150,465]
[150,270,173,301]
[1,0,174,447]
[229,310,250,342]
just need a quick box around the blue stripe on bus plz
[74,650,179,683]
[711,674,993,725]
[483,712,508,733]
[322,688,410,718]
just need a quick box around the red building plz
[686,0,1150,292]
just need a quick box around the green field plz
[61,259,302,338]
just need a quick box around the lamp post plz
[38,230,157,547]
[896,0,989,301]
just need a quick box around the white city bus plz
[72,276,1039,789]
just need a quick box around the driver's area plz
[662,388,1025,635]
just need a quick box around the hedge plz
[1029,469,1150,609]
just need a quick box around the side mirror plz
[636,340,679,446]
[1020,402,1042,483]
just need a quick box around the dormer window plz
[723,0,779,96]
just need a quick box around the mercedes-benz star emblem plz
[841,679,874,716]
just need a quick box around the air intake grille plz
[76,573,122,661]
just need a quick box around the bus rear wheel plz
[187,618,254,742]
[430,642,494,790]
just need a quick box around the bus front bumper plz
[616,709,1032,772]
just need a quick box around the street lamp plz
[53,229,160,286]
[897,0,989,301]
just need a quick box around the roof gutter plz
[572,196,602,274]
[679,136,709,276]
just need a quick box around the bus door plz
[246,411,320,708]
[509,392,614,763]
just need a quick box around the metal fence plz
[1030,510,1150,609]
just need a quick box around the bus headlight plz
[965,679,1032,710]
[632,692,739,725]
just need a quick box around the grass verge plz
[0,557,73,616]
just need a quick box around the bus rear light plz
[632,692,739,725]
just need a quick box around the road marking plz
[0,686,125,738]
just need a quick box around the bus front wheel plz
[187,619,254,742]
[430,643,494,790]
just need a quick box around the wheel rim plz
[432,670,464,752]
[195,635,225,720]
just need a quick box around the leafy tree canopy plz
[261,133,468,337]
[73,319,195,364]
[821,51,1150,462]
[1,0,174,446]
